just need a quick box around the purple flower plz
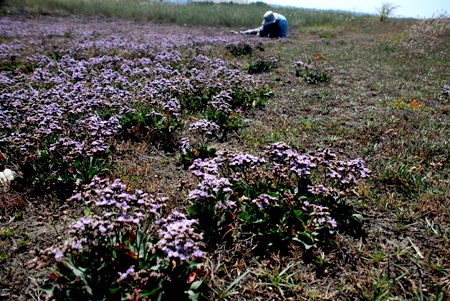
[54,251,63,260]
[291,60,305,67]
[328,219,337,228]
[168,250,179,258]
[227,201,236,207]
[72,221,84,229]
[189,120,219,136]
[181,137,190,149]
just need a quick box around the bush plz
[375,2,399,22]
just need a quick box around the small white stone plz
[0,169,16,184]
[0,173,6,184]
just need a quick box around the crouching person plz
[240,11,287,38]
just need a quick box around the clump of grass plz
[318,31,336,38]
[402,11,450,56]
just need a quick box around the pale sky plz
[252,0,450,18]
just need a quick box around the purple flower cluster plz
[189,157,222,177]
[319,155,370,189]
[266,142,316,178]
[29,176,205,298]
[153,211,204,261]
[187,145,370,237]
[302,200,337,228]
[28,177,165,267]
[0,15,267,60]
[442,85,450,97]
[308,184,337,199]
[291,58,334,78]
[28,237,86,269]
[180,137,190,149]
[32,177,165,264]
[70,176,165,224]
[209,90,234,113]
[188,173,232,203]
[291,60,312,69]
[224,151,266,169]
[189,119,220,136]
[252,194,278,209]
[118,266,135,281]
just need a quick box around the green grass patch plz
[4,0,375,29]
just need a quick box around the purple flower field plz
[0,15,270,189]
[1,11,450,301]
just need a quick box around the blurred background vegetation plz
[2,0,385,29]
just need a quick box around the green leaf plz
[130,230,150,259]
[140,287,162,297]
[64,258,86,277]
[84,282,93,295]
[352,213,364,222]
[241,211,249,222]
[293,238,313,250]
[190,279,203,291]
[37,283,55,297]
[293,210,303,221]
[187,290,200,301]
[109,285,122,294]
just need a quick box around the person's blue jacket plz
[240,12,287,38]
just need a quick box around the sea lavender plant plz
[189,120,219,144]
[441,84,450,100]
[28,177,205,300]
[187,143,369,250]
[291,55,334,84]
[247,56,278,74]
[179,120,220,166]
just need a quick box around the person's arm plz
[240,25,263,35]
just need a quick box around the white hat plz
[262,11,279,26]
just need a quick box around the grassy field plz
[0,1,449,300]
[5,0,378,28]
